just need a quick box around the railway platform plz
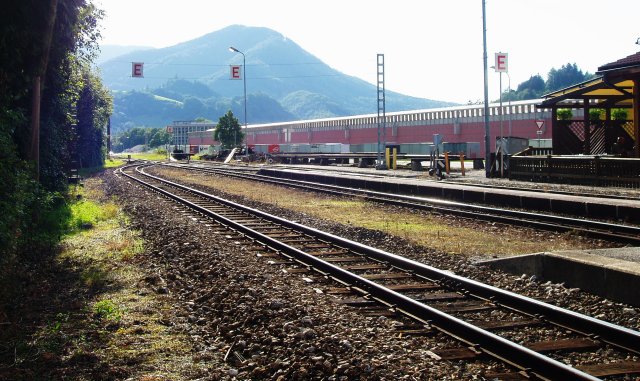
[252,163,640,307]
[477,247,640,306]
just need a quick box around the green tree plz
[214,110,243,149]
[148,129,171,148]
[546,63,593,93]
[76,66,113,168]
[514,75,545,100]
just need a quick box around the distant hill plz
[97,44,153,65]
[99,25,456,133]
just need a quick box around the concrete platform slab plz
[476,248,640,306]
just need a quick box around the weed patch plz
[0,172,209,380]
[93,299,123,322]
[161,168,603,257]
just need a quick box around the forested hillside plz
[100,25,454,133]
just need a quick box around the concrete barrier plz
[476,249,640,306]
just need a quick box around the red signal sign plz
[494,53,508,72]
[230,65,242,80]
[131,62,144,78]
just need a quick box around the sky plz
[97,0,640,104]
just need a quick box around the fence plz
[509,155,640,188]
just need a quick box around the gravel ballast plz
[106,167,640,380]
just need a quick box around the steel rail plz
[145,165,640,354]
[120,164,638,379]
[162,163,640,244]
[269,164,639,201]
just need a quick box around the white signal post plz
[494,52,508,177]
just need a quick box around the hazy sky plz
[97,0,640,104]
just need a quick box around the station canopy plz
[538,77,633,109]
[537,51,640,157]
[538,51,640,110]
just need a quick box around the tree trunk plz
[29,0,59,180]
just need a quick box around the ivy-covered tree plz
[214,110,243,149]
[0,0,108,259]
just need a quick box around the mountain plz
[97,44,153,65]
[99,25,455,133]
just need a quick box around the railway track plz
[158,162,640,246]
[269,164,640,202]
[118,163,640,380]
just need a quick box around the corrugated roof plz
[598,51,640,72]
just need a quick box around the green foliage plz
[0,0,109,262]
[16,191,71,258]
[498,64,595,102]
[112,126,170,152]
[69,200,103,231]
[127,151,170,161]
[214,110,244,149]
[546,63,593,93]
[589,109,603,121]
[504,75,546,101]
[76,66,112,168]
[93,299,122,322]
[612,109,628,121]
[557,109,573,120]
[154,79,215,100]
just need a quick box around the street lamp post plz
[229,46,247,155]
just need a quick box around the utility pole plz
[482,0,491,178]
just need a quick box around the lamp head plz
[229,46,240,53]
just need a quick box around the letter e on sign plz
[132,62,144,78]
[230,65,242,80]
[495,53,508,72]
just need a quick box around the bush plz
[557,109,573,120]
[612,109,628,121]
[589,109,603,121]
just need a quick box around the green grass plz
[68,200,118,232]
[127,152,169,161]
[93,299,123,322]
[77,158,126,178]
[104,158,125,168]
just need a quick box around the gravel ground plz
[107,167,640,380]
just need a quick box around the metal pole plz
[499,72,503,178]
[482,0,491,177]
[506,72,512,137]
[229,46,248,155]
[242,51,247,155]
[376,54,387,170]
